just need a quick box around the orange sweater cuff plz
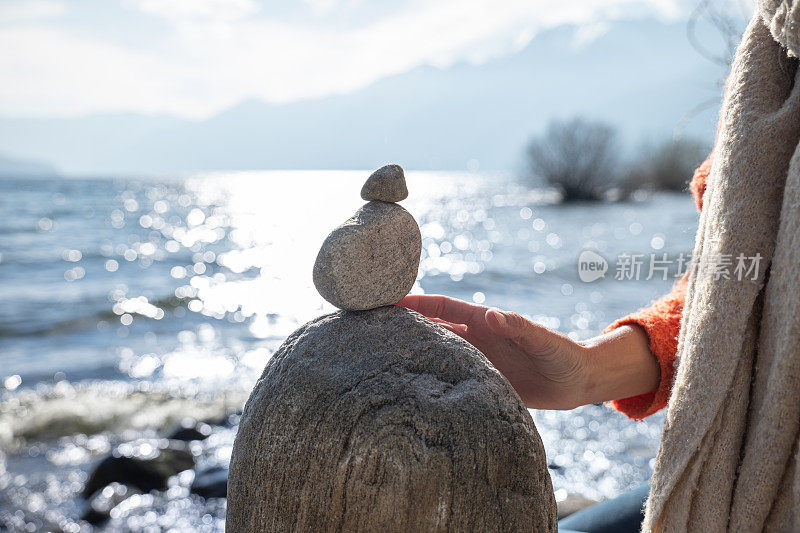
[602,287,684,420]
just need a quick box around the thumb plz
[485,308,559,355]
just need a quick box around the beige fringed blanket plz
[644,2,800,531]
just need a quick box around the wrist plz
[577,325,660,406]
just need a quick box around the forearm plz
[578,325,660,405]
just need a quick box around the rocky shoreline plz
[1,392,662,531]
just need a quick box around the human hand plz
[399,295,659,410]
[399,295,589,409]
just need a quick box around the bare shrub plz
[526,118,619,202]
[625,138,709,193]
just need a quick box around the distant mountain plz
[0,152,58,177]
[0,18,728,175]
[0,113,182,176]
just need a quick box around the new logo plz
[578,250,608,282]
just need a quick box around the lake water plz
[0,171,698,530]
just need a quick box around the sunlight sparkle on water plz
[0,171,702,526]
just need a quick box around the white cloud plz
[300,0,345,15]
[572,22,612,49]
[0,0,65,22]
[129,0,259,22]
[0,27,178,117]
[0,0,686,119]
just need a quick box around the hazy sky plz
[0,0,693,119]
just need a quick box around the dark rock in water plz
[312,201,421,310]
[191,465,228,498]
[360,164,408,202]
[227,306,556,531]
[82,439,195,497]
[167,417,212,442]
[81,482,140,524]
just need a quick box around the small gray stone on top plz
[360,164,408,202]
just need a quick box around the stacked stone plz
[227,163,557,532]
[312,164,421,311]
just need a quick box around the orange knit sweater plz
[604,154,712,420]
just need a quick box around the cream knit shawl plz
[644,3,800,531]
